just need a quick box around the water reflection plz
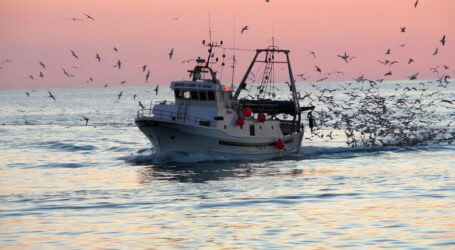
[137,162,254,183]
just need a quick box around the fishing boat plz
[135,40,315,160]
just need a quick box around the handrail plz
[137,108,216,128]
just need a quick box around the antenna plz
[231,13,236,89]
[208,10,213,44]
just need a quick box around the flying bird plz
[113,60,121,69]
[440,35,446,46]
[409,73,419,80]
[145,70,150,82]
[70,50,79,60]
[142,65,147,72]
[433,47,438,56]
[138,101,145,109]
[400,26,406,32]
[25,92,30,98]
[385,49,391,55]
[117,91,123,101]
[62,68,71,78]
[113,47,118,53]
[169,48,174,60]
[83,13,95,21]
[154,85,159,95]
[384,71,392,76]
[315,65,321,73]
[38,60,46,69]
[67,17,83,21]
[414,0,419,8]
[121,80,126,84]
[308,51,316,58]
[408,58,414,64]
[400,43,408,47]
[337,52,350,63]
[133,94,137,100]
[29,75,34,80]
[241,26,248,34]
[39,71,44,78]
[95,53,101,62]
[48,91,56,101]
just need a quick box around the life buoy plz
[276,139,285,150]
[243,108,252,117]
[257,113,266,122]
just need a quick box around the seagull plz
[83,13,95,21]
[308,51,316,58]
[114,60,121,69]
[62,68,71,78]
[117,91,123,101]
[440,99,455,105]
[440,35,446,46]
[384,71,392,76]
[414,0,419,8]
[138,101,145,109]
[169,48,174,60]
[385,49,391,55]
[67,17,83,21]
[142,65,147,72]
[409,73,419,80]
[408,58,414,64]
[145,70,150,82]
[400,43,408,47]
[400,26,406,32]
[121,80,126,84]
[241,26,248,34]
[70,50,79,60]
[113,47,118,53]
[96,53,101,62]
[25,92,30,98]
[316,77,328,82]
[337,52,350,63]
[48,91,56,101]
[315,65,321,73]
[133,94,137,100]
[81,116,89,126]
[433,47,438,56]
[38,60,46,69]
[39,71,44,78]
[154,85,159,95]
[29,75,34,80]
[89,77,94,82]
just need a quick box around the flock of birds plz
[2,1,454,148]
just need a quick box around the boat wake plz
[121,149,235,165]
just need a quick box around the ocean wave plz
[33,141,97,152]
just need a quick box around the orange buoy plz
[276,140,285,150]
[236,118,244,126]
[257,113,266,122]
[243,108,252,117]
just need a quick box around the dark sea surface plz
[1,81,454,248]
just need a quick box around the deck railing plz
[137,108,216,128]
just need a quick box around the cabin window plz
[174,89,183,99]
[199,91,207,100]
[190,91,199,100]
[249,125,255,136]
[183,91,191,99]
[207,91,215,100]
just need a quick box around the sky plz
[0,0,454,90]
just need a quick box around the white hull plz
[136,117,303,161]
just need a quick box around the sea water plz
[1,81,454,248]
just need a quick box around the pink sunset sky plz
[0,0,453,90]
